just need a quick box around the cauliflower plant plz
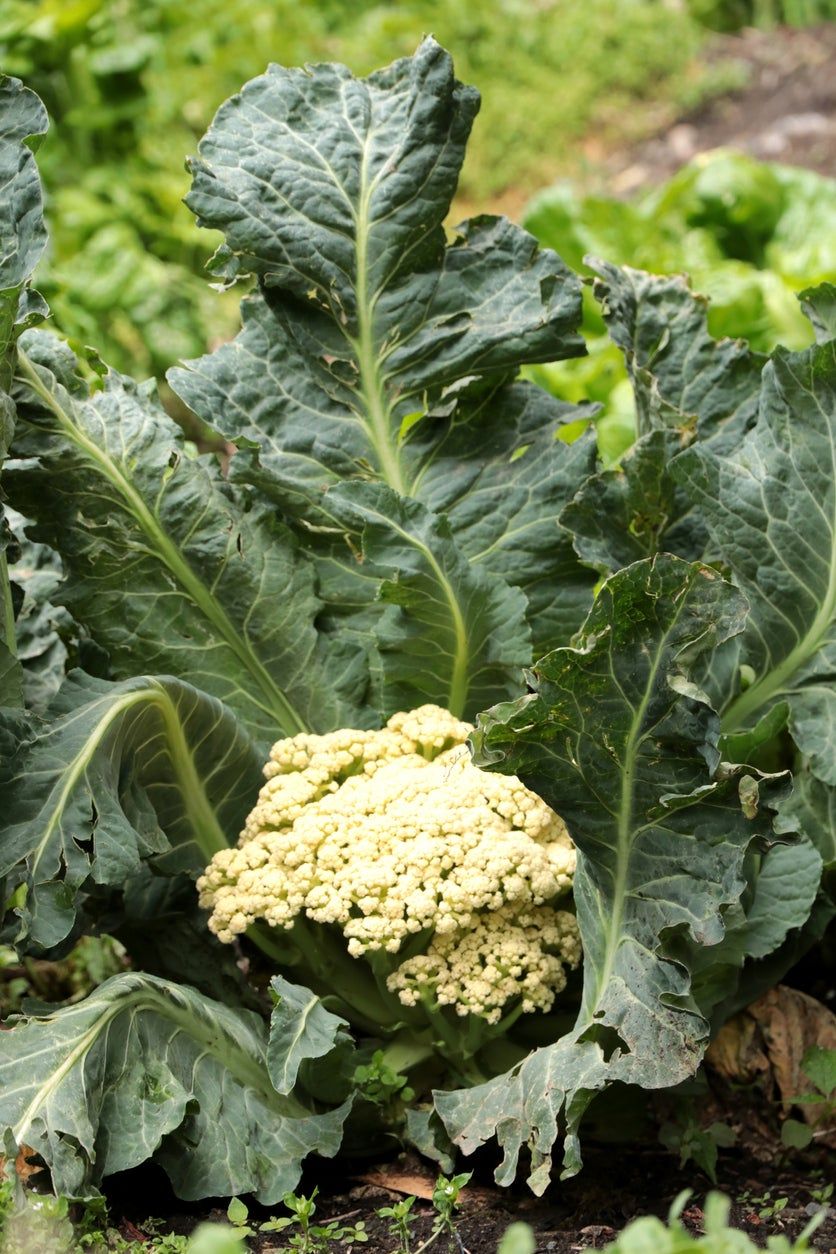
[198,706,580,1027]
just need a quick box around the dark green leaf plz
[183,44,582,493]
[800,282,836,345]
[170,41,588,718]
[0,75,48,444]
[781,1119,813,1149]
[673,340,836,787]
[561,429,706,576]
[326,482,530,719]
[777,762,836,868]
[589,258,764,451]
[415,383,599,653]
[6,518,71,711]
[8,337,365,741]
[689,836,823,1020]
[0,76,49,707]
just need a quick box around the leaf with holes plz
[436,556,791,1192]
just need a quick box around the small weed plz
[154,1236,189,1254]
[738,1189,790,1221]
[376,1194,417,1254]
[353,1050,415,1107]
[602,1191,826,1253]
[809,1181,833,1207]
[659,1106,736,1183]
[261,1188,368,1252]
[781,1046,836,1151]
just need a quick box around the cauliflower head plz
[198,705,579,1025]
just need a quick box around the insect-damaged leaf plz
[437,556,790,1192]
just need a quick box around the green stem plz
[0,548,16,659]
[379,1030,437,1075]
[150,684,230,859]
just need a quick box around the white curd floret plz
[387,905,581,1023]
[197,704,579,1020]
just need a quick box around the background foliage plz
[525,152,836,460]
[1,0,720,378]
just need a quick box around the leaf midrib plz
[343,132,471,716]
[349,132,406,497]
[17,352,308,737]
[370,504,469,717]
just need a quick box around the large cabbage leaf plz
[558,264,767,581]
[181,38,583,503]
[169,37,595,715]
[436,556,792,1192]
[6,335,363,743]
[0,972,349,1202]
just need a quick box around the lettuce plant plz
[523,153,836,461]
[0,42,833,1204]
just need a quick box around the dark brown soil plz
[607,23,836,195]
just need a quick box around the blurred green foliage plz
[0,935,126,1018]
[0,0,712,378]
[691,0,836,30]
[524,151,836,461]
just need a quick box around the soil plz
[605,22,836,195]
[106,1128,836,1253]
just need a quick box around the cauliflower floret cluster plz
[389,905,582,1024]
[198,705,580,1022]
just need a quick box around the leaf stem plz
[0,548,17,660]
[150,682,231,859]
